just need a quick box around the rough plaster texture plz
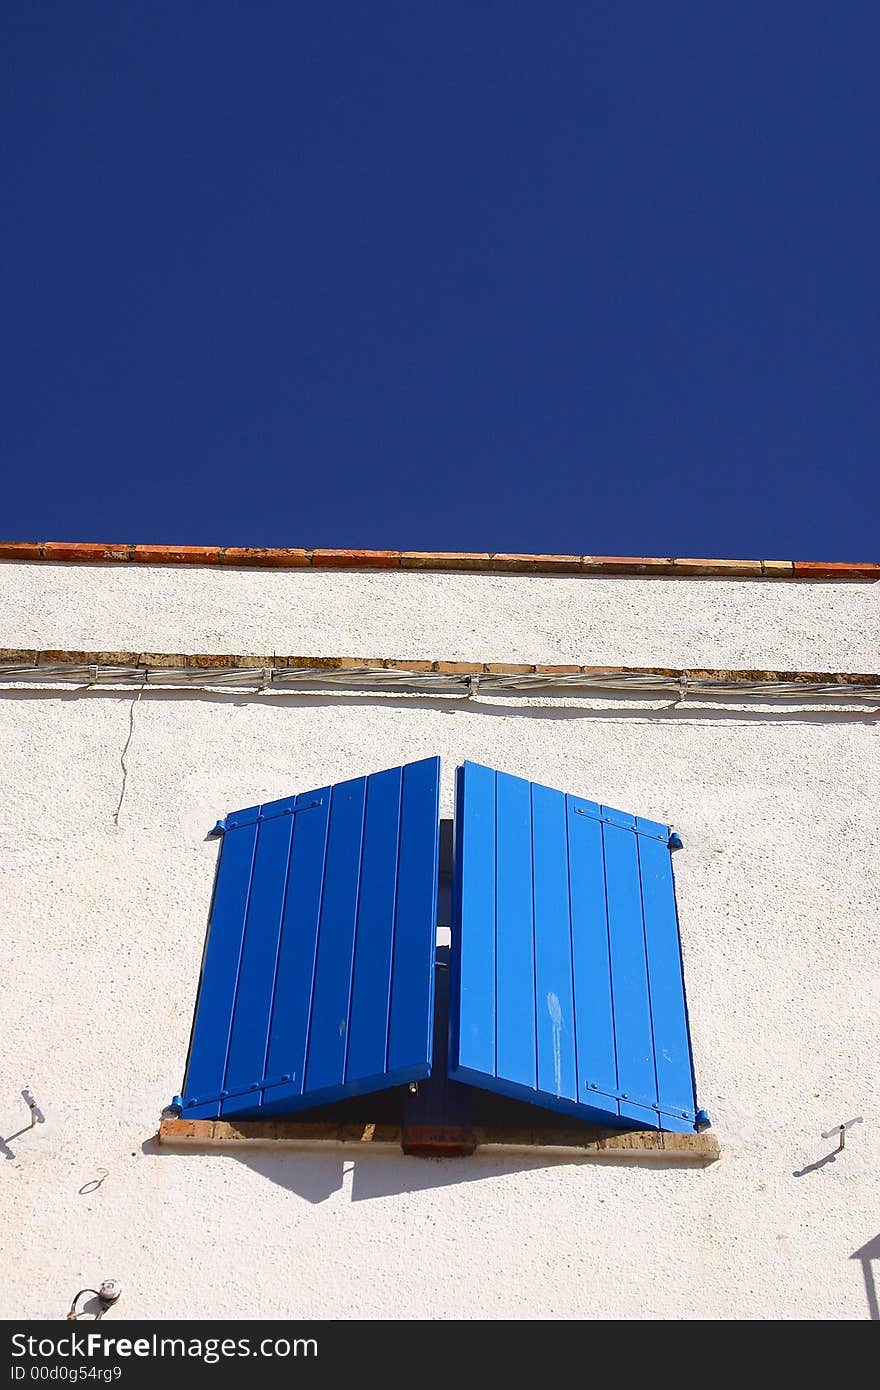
[0,560,878,670]
[1,566,878,1320]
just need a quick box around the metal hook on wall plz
[821,1116,863,1151]
[21,1088,45,1127]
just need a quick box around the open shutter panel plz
[449,762,698,1133]
[179,757,440,1119]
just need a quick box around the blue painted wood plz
[345,766,404,1083]
[495,772,536,1090]
[303,774,368,1093]
[220,811,295,1115]
[184,819,259,1120]
[261,786,332,1113]
[388,757,441,1070]
[532,781,578,1103]
[449,761,496,1078]
[179,758,440,1118]
[603,821,657,1124]
[637,834,696,1124]
[449,762,698,1131]
[635,814,669,841]
[567,801,619,1114]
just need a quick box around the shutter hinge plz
[171,1071,298,1114]
[208,798,323,837]
[571,806,670,843]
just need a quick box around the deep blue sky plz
[3,4,878,558]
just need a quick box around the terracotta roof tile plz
[0,542,876,580]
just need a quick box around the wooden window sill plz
[157,1118,720,1164]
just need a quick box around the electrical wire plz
[67,1288,103,1321]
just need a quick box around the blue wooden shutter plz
[178,757,440,1119]
[449,761,699,1132]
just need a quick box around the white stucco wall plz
[1,564,878,1320]
[0,559,878,669]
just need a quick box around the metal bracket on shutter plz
[572,806,670,843]
[263,799,323,821]
[580,1078,698,1128]
[171,1071,300,1114]
[210,798,323,836]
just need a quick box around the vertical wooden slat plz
[604,820,658,1123]
[183,818,259,1120]
[450,761,496,1077]
[567,801,619,1112]
[260,787,331,1113]
[344,766,403,1084]
[532,782,578,1102]
[387,757,441,1071]
[304,777,368,1093]
[495,771,536,1090]
[220,807,296,1115]
[638,834,696,1125]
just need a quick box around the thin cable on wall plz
[2,659,879,702]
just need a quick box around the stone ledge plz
[157,1118,721,1164]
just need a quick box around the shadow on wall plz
[852,1235,880,1322]
[147,1143,880,1321]
[792,1117,863,1177]
[143,1136,707,1204]
[238,1150,552,1203]
[3,684,878,728]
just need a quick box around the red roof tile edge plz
[0,542,876,580]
